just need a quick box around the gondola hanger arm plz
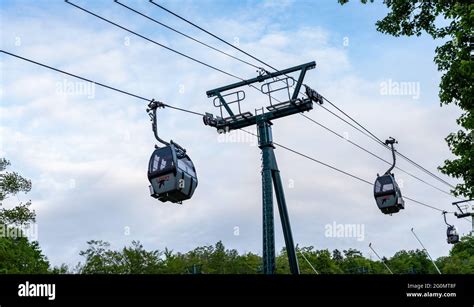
[384,137,398,175]
[146,99,187,156]
[442,211,453,227]
[147,99,170,147]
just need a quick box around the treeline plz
[2,235,473,274]
[72,237,474,274]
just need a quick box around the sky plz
[0,0,471,269]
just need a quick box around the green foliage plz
[438,235,474,273]
[341,248,374,274]
[387,249,436,274]
[0,201,36,226]
[0,159,10,172]
[338,1,474,198]
[80,240,165,274]
[50,263,71,274]
[301,248,344,274]
[0,171,32,202]
[74,238,474,274]
[0,236,50,274]
[450,234,474,257]
[0,158,49,274]
[0,158,35,226]
[332,249,343,262]
[338,0,373,4]
[78,240,261,274]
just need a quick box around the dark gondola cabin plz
[374,174,405,214]
[147,144,198,203]
[446,225,459,244]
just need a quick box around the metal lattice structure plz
[203,62,322,274]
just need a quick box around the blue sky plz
[0,0,470,269]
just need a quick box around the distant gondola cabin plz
[446,226,459,244]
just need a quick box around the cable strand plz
[115,0,261,70]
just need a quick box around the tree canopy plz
[0,158,49,273]
[71,237,474,274]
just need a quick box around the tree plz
[0,158,35,225]
[332,249,343,263]
[0,158,50,273]
[79,240,166,274]
[0,238,50,274]
[387,249,437,274]
[295,247,343,274]
[339,1,474,198]
[208,241,227,273]
[74,239,474,274]
[341,248,375,274]
[438,235,474,273]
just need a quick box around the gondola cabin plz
[147,144,198,203]
[374,174,405,214]
[446,226,459,244]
